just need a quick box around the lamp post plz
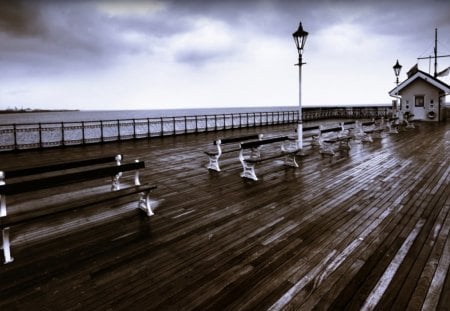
[393,59,402,85]
[293,22,308,149]
[393,60,402,117]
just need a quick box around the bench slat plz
[216,134,261,145]
[320,127,342,134]
[361,121,375,126]
[4,155,122,178]
[303,125,320,131]
[241,136,290,149]
[0,183,157,228]
[1,161,145,195]
[244,150,299,163]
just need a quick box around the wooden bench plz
[341,121,357,137]
[318,126,352,161]
[404,113,415,129]
[302,125,321,146]
[204,134,263,171]
[239,136,299,181]
[386,117,399,134]
[0,155,157,264]
[357,121,384,142]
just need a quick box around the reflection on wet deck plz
[0,121,449,310]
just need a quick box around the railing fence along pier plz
[0,106,391,151]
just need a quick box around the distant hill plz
[0,108,79,114]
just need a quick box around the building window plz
[415,95,424,107]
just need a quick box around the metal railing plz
[0,106,391,151]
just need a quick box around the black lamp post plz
[293,22,308,148]
[392,60,402,117]
[393,59,402,85]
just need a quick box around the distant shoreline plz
[0,109,79,114]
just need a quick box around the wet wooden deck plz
[0,121,449,310]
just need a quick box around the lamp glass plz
[393,60,402,77]
[293,22,308,54]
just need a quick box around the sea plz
[0,106,301,125]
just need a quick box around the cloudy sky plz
[1,0,449,111]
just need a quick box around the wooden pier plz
[0,121,449,310]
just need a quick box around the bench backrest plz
[0,161,145,195]
[240,136,290,149]
[320,126,342,134]
[214,134,261,145]
[303,125,320,132]
[341,121,356,130]
[361,121,375,126]
[2,155,123,179]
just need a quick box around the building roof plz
[389,69,450,96]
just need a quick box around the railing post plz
[117,120,121,141]
[172,117,176,135]
[160,117,163,136]
[38,123,42,148]
[81,121,85,144]
[12,124,17,150]
[100,121,104,142]
[61,122,65,146]
[133,119,136,139]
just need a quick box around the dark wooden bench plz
[341,121,357,138]
[358,121,384,142]
[204,134,263,171]
[404,113,415,129]
[387,117,400,134]
[297,125,321,146]
[318,126,352,161]
[0,155,157,264]
[239,136,299,181]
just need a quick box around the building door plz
[414,95,425,120]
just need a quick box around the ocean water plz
[0,106,299,125]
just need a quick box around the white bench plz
[239,136,299,181]
[204,134,263,172]
[0,155,157,264]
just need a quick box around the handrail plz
[0,106,391,151]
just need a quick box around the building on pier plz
[389,67,450,122]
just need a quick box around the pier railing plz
[0,106,391,151]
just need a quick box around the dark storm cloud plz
[0,1,126,76]
[1,0,449,77]
[0,0,44,36]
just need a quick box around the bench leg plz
[284,154,299,167]
[362,134,373,143]
[0,194,6,217]
[373,131,383,139]
[111,172,123,191]
[240,161,258,181]
[206,155,221,172]
[406,122,415,129]
[2,227,13,264]
[320,142,335,156]
[388,124,399,134]
[138,190,154,216]
[311,136,320,146]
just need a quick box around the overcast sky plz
[1,0,449,110]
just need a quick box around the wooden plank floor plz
[0,121,449,310]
